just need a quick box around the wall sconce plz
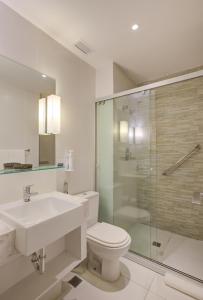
[47,95,61,134]
[39,95,61,135]
[120,121,128,143]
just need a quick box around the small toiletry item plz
[64,150,69,170]
[57,162,64,167]
[68,150,74,171]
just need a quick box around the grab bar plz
[162,144,201,176]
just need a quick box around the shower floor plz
[128,223,203,281]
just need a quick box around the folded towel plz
[164,272,203,300]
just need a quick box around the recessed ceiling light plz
[41,74,47,78]
[132,24,139,31]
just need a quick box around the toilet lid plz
[87,222,129,247]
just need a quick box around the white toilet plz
[76,191,131,282]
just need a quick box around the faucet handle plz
[23,184,38,202]
[24,184,34,192]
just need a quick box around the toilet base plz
[88,250,102,276]
[102,258,120,281]
[88,249,121,282]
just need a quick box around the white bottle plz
[68,150,74,171]
[64,150,69,170]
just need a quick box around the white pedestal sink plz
[0,192,86,256]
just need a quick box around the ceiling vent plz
[75,41,91,55]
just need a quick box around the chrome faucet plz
[23,184,38,202]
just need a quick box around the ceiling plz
[2,0,203,84]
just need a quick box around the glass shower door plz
[96,91,157,259]
[96,100,114,224]
[112,91,157,258]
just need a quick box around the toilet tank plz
[75,191,99,227]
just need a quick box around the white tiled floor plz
[62,258,197,300]
[63,276,147,300]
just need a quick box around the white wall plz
[0,2,95,293]
[113,63,136,93]
[96,62,136,99]
[96,62,114,99]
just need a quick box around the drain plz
[152,241,161,247]
[68,276,82,288]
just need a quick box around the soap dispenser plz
[64,150,69,170]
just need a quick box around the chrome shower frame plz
[95,70,203,103]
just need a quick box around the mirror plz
[0,55,58,174]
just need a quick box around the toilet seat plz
[87,222,130,248]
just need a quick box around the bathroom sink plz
[0,192,85,256]
[2,197,77,226]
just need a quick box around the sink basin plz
[3,197,77,226]
[0,192,85,256]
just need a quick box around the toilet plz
[75,191,131,282]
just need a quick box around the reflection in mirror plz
[0,55,57,173]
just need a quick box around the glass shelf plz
[0,165,64,175]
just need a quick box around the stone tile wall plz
[148,77,203,239]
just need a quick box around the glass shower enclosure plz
[96,72,203,283]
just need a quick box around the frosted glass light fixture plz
[38,95,61,135]
[39,98,46,134]
[47,95,61,134]
[120,121,128,143]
